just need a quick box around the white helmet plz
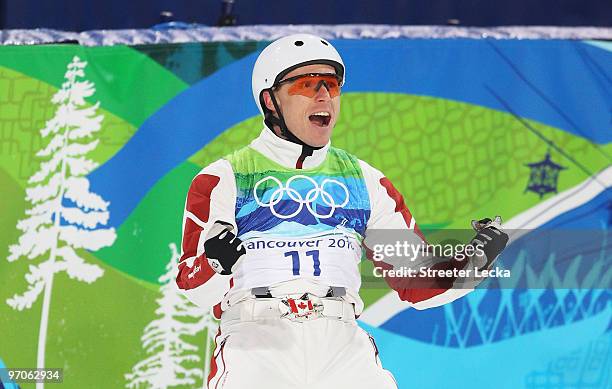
[252,33,345,116]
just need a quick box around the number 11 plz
[284,250,321,276]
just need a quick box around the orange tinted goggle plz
[275,73,342,98]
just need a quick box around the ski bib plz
[226,147,371,291]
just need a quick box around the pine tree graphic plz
[126,243,216,389]
[6,56,116,388]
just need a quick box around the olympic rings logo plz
[253,175,350,219]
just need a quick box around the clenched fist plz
[469,216,509,270]
[205,221,246,275]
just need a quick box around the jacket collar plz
[249,128,330,170]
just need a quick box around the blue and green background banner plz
[1,35,611,388]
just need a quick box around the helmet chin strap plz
[265,89,324,152]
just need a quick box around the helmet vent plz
[294,40,304,46]
[321,40,329,46]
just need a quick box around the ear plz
[262,90,277,112]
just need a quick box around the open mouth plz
[308,111,331,127]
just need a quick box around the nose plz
[314,81,332,101]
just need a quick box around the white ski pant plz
[207,299,398,389]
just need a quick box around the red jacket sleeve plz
[176,159,236,309]
[360,159,471,309]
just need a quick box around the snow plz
[1,26,611,46]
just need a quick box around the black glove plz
[470,216,509,270]
[205,221,246,275]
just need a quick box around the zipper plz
[296,145,314,169]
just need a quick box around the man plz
[176,34,508,389]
